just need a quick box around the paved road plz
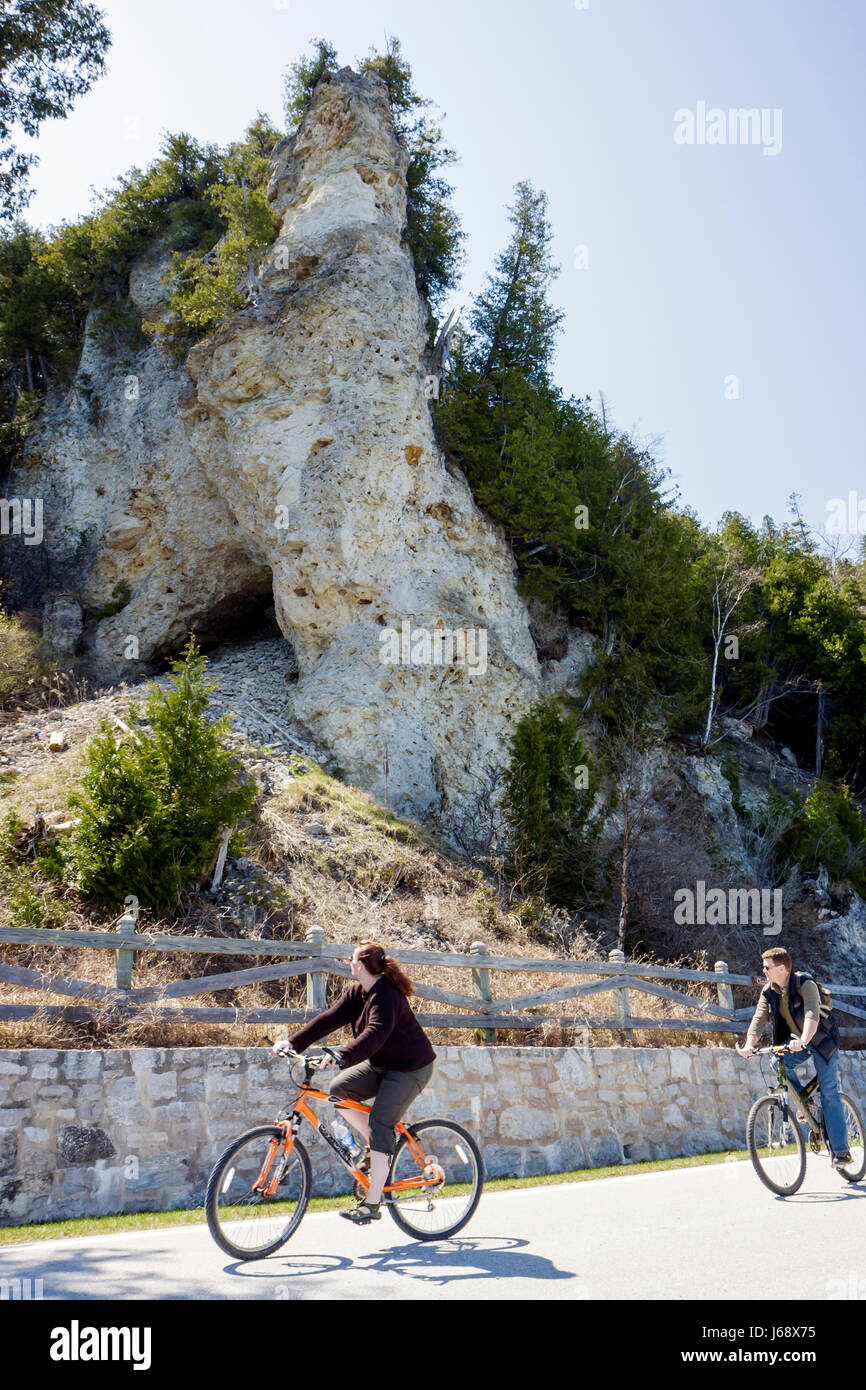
[3,1157,864,1300]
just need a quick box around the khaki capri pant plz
[328,1059,434,1155]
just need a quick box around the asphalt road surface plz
[3,1157,864,1301]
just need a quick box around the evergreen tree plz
[64,639,256,911]
[468,180,563,388]
[502,698,602,907]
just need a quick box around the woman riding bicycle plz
[277,940,436,1225]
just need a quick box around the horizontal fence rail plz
[2,922,865,1039]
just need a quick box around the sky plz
[14,0,866,541]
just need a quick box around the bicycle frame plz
[254,1082,440,1201]
[766,1048,822,1138]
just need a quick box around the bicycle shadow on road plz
[226,1253,354,1281]
[227,1236,577,1289]
[351,1235,577,1287]
[777,1185,866,1205]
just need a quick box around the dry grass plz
[0,735,745,1051]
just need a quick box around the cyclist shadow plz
[353,1235,576,1286]
[781,1184,866,1204]
[225,1254,355,1280]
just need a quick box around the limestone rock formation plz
[183,68,541,816]
[6,67,544,821]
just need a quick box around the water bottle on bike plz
[332,1120,362,1163]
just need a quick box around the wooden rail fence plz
[2,919,866,1041]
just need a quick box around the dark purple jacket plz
[290,976,436,1072]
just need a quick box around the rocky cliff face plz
[6,68,546,821]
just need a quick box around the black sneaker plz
[340,1201,381,1225]
[832,1151,853,1168]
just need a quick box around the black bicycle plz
[745,1044,866,1196]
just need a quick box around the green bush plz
[502,697,603,908]
[62,638,256,911]
[774,780,866,896]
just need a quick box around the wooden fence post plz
[306,926,327,1013]
[608,947,633,1044]
[471,941,495,1045]
[714,960,734,1016]
[115,910,137,990]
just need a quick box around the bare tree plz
[701,550,762,749]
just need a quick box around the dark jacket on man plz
[760,968,839,1062]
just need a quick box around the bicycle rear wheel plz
[386,1119,483,1241]
[205,1125,311,1260]
[835,1093,866,1182]
[746,1096,807,1196]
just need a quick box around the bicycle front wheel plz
[386,1119,483,1241]
[205,1125,311,1260]
[746,1096,807,1196]
[835,1093,866,1182]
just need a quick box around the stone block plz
[63,1052,103,1081]
[209,1073,241,1095]
[670,1051,694,1080]
[77,1082,104,1103]
[23,1127,51,1145]
[146,1071,177,1101]
[435,1062,464,1081]
[30,1063,59,1080]
[36,1085,73,1101]
[464,1050,493,1076]
[584,1133,623,1167]
[108,1076,139,1103]
[499,1105,558,1141]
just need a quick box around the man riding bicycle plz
[739,946,851,1167]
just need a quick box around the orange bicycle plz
[205,1046,484,1259]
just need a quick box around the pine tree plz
[65,639,256,912]
[502,698,602,907]
[469,180,563,388]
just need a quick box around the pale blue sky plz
[16,0,866,539]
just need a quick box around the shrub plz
[63,638,256,911]
[0,598,45,708]
[501,697,603,908]
[774,780,866,896]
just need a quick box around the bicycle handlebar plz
[268,1039,341,1069]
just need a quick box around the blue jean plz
[782,1047,849,1155]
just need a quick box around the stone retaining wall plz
[2,1046,865,1227]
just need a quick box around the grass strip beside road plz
[0,1147,750,1246]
